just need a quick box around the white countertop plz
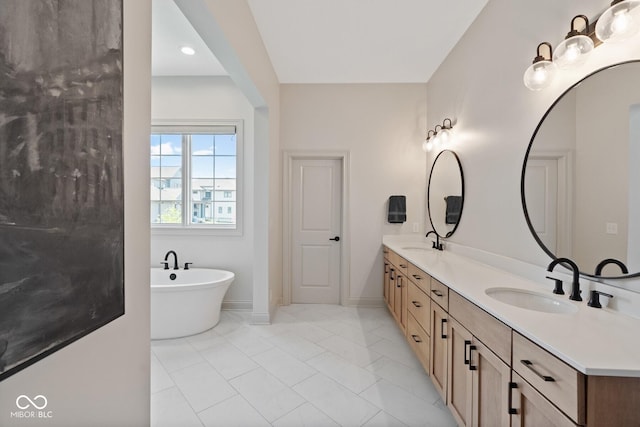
[383,235,640,377]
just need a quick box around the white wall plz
[151,76,255,308]
[426,0,640,291]
[281,83,428,304]
[175,0,280,322]
[0,1,151,425]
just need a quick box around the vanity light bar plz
[423,118,454,152]
[524,0,640,91]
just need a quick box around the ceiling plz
[152,0,489,83]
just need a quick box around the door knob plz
[329,236,340,241]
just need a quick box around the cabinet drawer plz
[408,262,430,293]
[407,281,430,334]
[387,250,409,274]
[430,278,449,310]
[513,332,585,425]
[449,291,511,364]
[406,313,430,373]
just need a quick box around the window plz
[150,121,242,233]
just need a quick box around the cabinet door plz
[430,302,448,401]
[510,372,577,427]
[447,318,473,426]
[383,261,390,304]
[471,339,511,427]
[393,273,407,331]
[388,267,396,312]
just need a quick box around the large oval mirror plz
[522,60,640,279]
[428,150,464,238]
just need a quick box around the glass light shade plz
[553,35,594,69]
[438,128,452,145]
[523,60,557,91]
[596,0,640,43]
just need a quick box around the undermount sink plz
[485,287,578,314]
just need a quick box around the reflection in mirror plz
[428,150,464,238]
[522,61,640,279]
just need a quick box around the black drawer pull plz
[440,318,447,339]
[508,382,518,415]
[464,340,471,365]
[431,289,444,297]
[399,264,407,268]
[411,301,422,308]
[469,345,477,371]
[412,274,422,280]
[520,360,555,382]
[411,334,422,343]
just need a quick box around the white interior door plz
[525,158,558,253]
[291,158,342,304]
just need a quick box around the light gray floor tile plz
[151,387,204,427]
[224,325,275,356]
[252,347,317,387]
[317,334,383,367]
[365,356,439,402]
[170,362,237,412]
[362,410,408,427]
[151,352,175,394]
[200,341,258,380]
[198,395,270,427]
[306,351,379,394]
[269,332,325,361]
[229,368,306,422]
[272,402,340,427]
[293,373,379,426]
[152,338,205,373]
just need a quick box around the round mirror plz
[522,60,640,279]
[428,150,464,238]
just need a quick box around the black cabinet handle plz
[412,274,422,280]
[469,345,477,371]
[508,382,518,415]
[411,334,422,343]
[520,360,555,382]
[399,264,407,268]
[329,236,340,241]
[440,318,448,339]
[464,340,471,365]
[432,289,444,297]
[411,301,422,308]
[389,268,395,281]
[396,276,402,288]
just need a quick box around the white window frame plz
[151,119,243,236]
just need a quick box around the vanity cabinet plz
[447,296,511,427]
[384,246,408,332]
[429,300,448,401]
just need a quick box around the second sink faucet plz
[547,258,582,301]
[594,258,628,276]
[426,231,443,251]
[163,250,179,270]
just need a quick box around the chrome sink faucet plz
[547,258,582,301]
[163,250,179,270]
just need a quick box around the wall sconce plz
[596,0,640,42]
[524,42,557,90]
[422,119,454,152]
[524,1,640,90]
[554,15,595,69]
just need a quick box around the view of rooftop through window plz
[150,131,237,227]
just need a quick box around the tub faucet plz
[426,231,443,251]
[594,258,628,276]
[164,250,179,270]
[547,258,582,301]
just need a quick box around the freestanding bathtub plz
[151,268,234,339]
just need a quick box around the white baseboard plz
[250,311,271,325]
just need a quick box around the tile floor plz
[151,304,457,427]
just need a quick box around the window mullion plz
[183,134,191,226]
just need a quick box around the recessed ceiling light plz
[180,46,195,56]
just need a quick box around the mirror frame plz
[520,60,640,279]
[428,149,465,238]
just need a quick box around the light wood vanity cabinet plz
[382,247,640,427]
